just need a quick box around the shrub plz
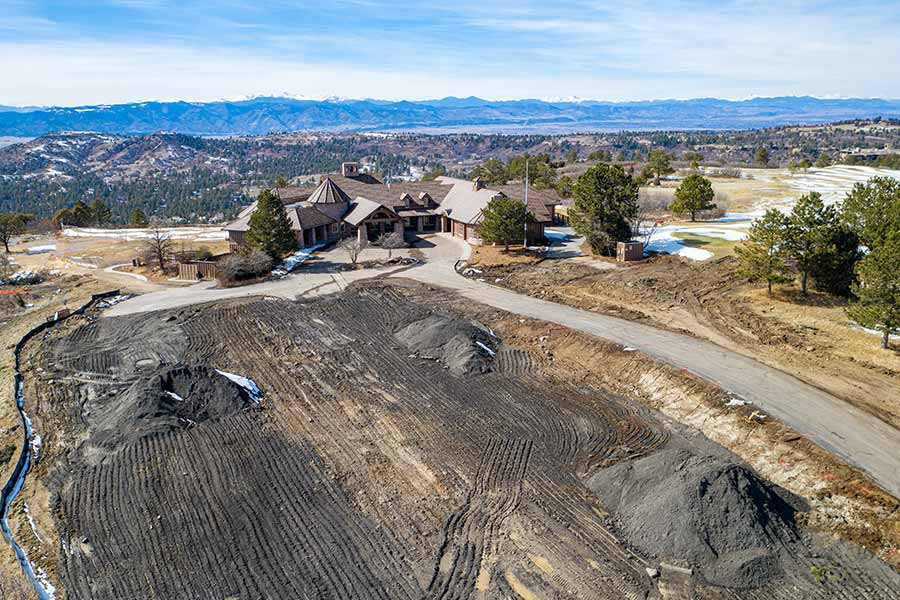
[218,250,273,285]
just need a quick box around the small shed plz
[616,241,644,262]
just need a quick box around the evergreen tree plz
[71,200,94,227]
[478,197,529,252]
[646,148,673,185]
[274,175,289,188]
[52,208,73,230]
[130,208,149,228]
[736,209,791,294]
[245,189,296,259]
[755,147,770,167]
[784,192,836,294]
[840,176,900,248]
[470,159,508,186]
[808,223,861,296]
[91,198,112,226]
[670,174,716,221]
[570,164,639,256]
[847,239,900,349]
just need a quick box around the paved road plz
[107,234,900,497]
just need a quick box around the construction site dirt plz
[15,279,900,599]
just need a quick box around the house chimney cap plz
[473,176,485,191]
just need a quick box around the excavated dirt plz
[13,281,900,599]
[395,314,496,375]
[476,254,900,431]
[590,447,802,588]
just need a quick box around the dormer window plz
[418,192,433,207]
[400,193,414,208]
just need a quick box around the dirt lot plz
[11,280,900,598]
[0,272,115,598]
[474,254,900,434]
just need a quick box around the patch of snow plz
[23,503,43,543]
[0,269,42,285]
[26,245,56,255]
[166,391,184,402]
[215,369,263,404]
[35,566,57,599]
[30,434,42,463]
[273,242,327,276]
[859,325,900,342]
[644,226,714,261]
[96,294,132,309]
[726,397,749,407]
[622,346,638,352]
[475,341,496,357]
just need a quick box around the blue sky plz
[2,0,899,106]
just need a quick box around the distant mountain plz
[1,96,899,136]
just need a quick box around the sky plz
[2,0,899,106]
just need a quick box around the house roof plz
[224,213,251,232]
[275,186,313,204]
[344,197,397,226]
[291,205,336,229]
[327,174,454,210]
[226,167,558,236]
[307,177,352,204]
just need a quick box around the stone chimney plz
[341,162,359,177]
[473,176,485,191]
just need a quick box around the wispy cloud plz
[1,1,899,105]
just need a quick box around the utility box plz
[617,241,643,262]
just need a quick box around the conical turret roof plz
[308,177,352,204]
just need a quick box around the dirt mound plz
[395,314,497,376]
[588,448,801,588]
[86,364,258,455]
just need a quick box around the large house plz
[225,162,559,251]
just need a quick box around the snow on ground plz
[272,242,327,276]
[63,226,226,241]
[25,245,56,255]
[215,369,263,403]
[646,165,900,262]
[644,226,714,260]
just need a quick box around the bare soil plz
[12,280,900,598]
[477,254,900,433]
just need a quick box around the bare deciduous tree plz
[341,237,367,266]
[377,231,406,259]
[145,228,174,272]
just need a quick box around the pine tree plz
[847,239,900,349]
[479,197,529,252]
[736,209,791,294]
[570,164,638,255]
[784,192,834,294]
[91,199,112,226]
[670,174,716,221]
[71,200,94,227]
[755,147,770,167]
[646,148,673,185]
[245,189,296,259]
[130,208,149,228]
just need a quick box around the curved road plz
[106,234,900,497]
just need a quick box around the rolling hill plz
[1,96,900,136]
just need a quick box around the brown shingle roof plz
[307,177,352,204]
